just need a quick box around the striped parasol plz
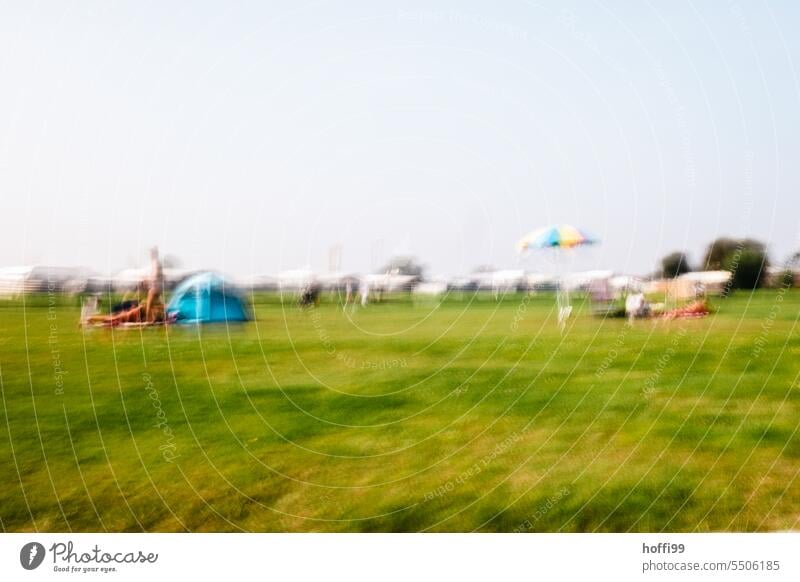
[516,224,598,331]
[517,224,596,252]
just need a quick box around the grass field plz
[1,290,799,532]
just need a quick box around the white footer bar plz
[1,533,797,581]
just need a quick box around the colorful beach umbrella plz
[516,224,598,331]
[517,224,596,252]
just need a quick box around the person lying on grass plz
[84,247,166,326]
[83,292,165,326]
[661,298,710,320]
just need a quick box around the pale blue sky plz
[1,1,798,276]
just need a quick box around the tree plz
[781,251,800,288]
[702,237,769,290]
[789,250,800,268]
[702,237,739,271]
[779,268,796,288]
[660,251,691,278]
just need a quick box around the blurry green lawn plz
[1,290,799,532]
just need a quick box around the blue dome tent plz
[167,272,249,323]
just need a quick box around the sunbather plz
[661,299,709,320]
[112,281,146,313]
[82,247,166,327]
[83,294,165,326]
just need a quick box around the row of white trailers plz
[0,265,734,299]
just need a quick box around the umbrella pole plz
[555,249,570,331]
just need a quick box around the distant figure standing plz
[149,247,163,291]
[359,278,369,307]
[145,247,164,322]
[694,281,706,299]
[83,247,166,326]
[344,280,354,310]
[298,282,320,307]
[625,292,648,323]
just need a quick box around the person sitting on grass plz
[625,292,650,322]
[83,247,166,326]
[83,287,166,326]
[112,280,146,314]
